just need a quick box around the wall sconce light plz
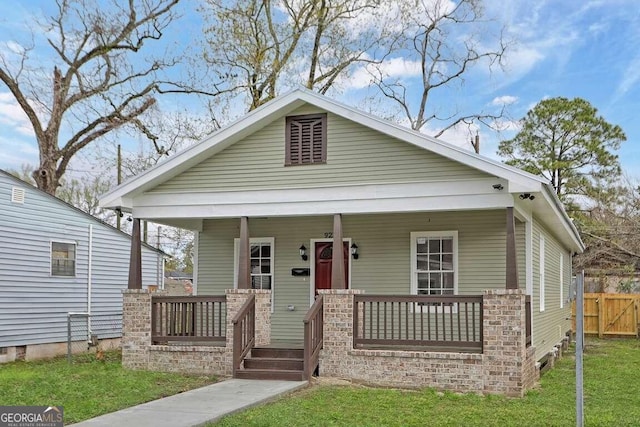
[299,244,308,261]
[519,193,535,200]
[492,183,504,190]
[115,207,124,218]
[351,243,359,260]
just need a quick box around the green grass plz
[0,351,217,424]
[214,338,640,426]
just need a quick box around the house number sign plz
[323,232,333,238]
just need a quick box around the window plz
[234,238,274,291]
[51,242,76,277]
[285,113,327,166]
[539,235,545,312]
[411,231,458,297]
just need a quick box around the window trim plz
[50,240,77,277]
[410,231,458,312]
[539,235,545,312]
[285,113,327,166]
[233,237,275,312]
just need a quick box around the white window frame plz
[539,235,545,312]
[560,253,564,309]
[233,237,275,312]
[410,231,458,312]
[50,240,77,277]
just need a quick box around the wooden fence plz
[571,293,640,337]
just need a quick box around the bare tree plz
[199,0,388,110]
[0,0,183,195]
[369,0,507,136]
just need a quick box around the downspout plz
[87,224,93,340]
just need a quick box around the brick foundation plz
[121,288,271,376]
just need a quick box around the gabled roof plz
[1,169,166,255]
[99,87,583,252]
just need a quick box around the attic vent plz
[285,113,327,166]
[11,187,25,204]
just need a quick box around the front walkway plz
[69,379,308,427]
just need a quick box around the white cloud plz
[343,57,422,90]
[0,92,35,136]
[616,55,640,97]
[491,95,519,106]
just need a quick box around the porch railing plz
[232,295,255,377]
[151,296,226,344]
[525,295,532,347]
[353,295,483,352]
[303,295,324,380]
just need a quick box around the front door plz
[314,241,349,292]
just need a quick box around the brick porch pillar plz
[122,289,161,370]
[482,289,537,396]
[225,289,272,349]
[318,289,364,378]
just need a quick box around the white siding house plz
[0,170,164,362]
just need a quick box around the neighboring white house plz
[0,170,164,363]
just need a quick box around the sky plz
[0,0,639,180]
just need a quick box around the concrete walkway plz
[70,379,308,427]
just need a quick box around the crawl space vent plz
[11,187,25,204]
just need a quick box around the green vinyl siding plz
[196,210,510,341]
[531,218,573,361]
[151,106,490,193]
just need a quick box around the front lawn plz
[0,351,218,424]
[214,338,640,426]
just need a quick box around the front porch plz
[122,287,536,396]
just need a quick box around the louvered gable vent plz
[11,187,25,204]
[285,113,327,166]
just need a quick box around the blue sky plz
[0,0,639,179]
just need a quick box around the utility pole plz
[116,144,122,230]
[471,133,480,154]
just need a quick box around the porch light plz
[351,243,359,260]
[519,193,535,200]
[299,245,308,261]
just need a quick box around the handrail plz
[303,295,324,380]
[354,294,483,352]
[232,295,256,377]
[151,295,226,344]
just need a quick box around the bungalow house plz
[0,170,165,363]
[100,88,583,396]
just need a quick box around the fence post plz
[67,314,71,363]
[598,294,605,338]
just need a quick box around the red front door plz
[314,241,349,292]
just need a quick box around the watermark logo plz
[0,406,63,427]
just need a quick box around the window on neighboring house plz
[539,235,545,312]
[285,113,327,166]
[0,347,7,355]
[411,231,458,298]
[234,238,274,291]
[51,241,76,277]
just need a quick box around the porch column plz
[127,218,142,289]
[331,213,346,289]
[506,207,518,289]
[238,216,251,289]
